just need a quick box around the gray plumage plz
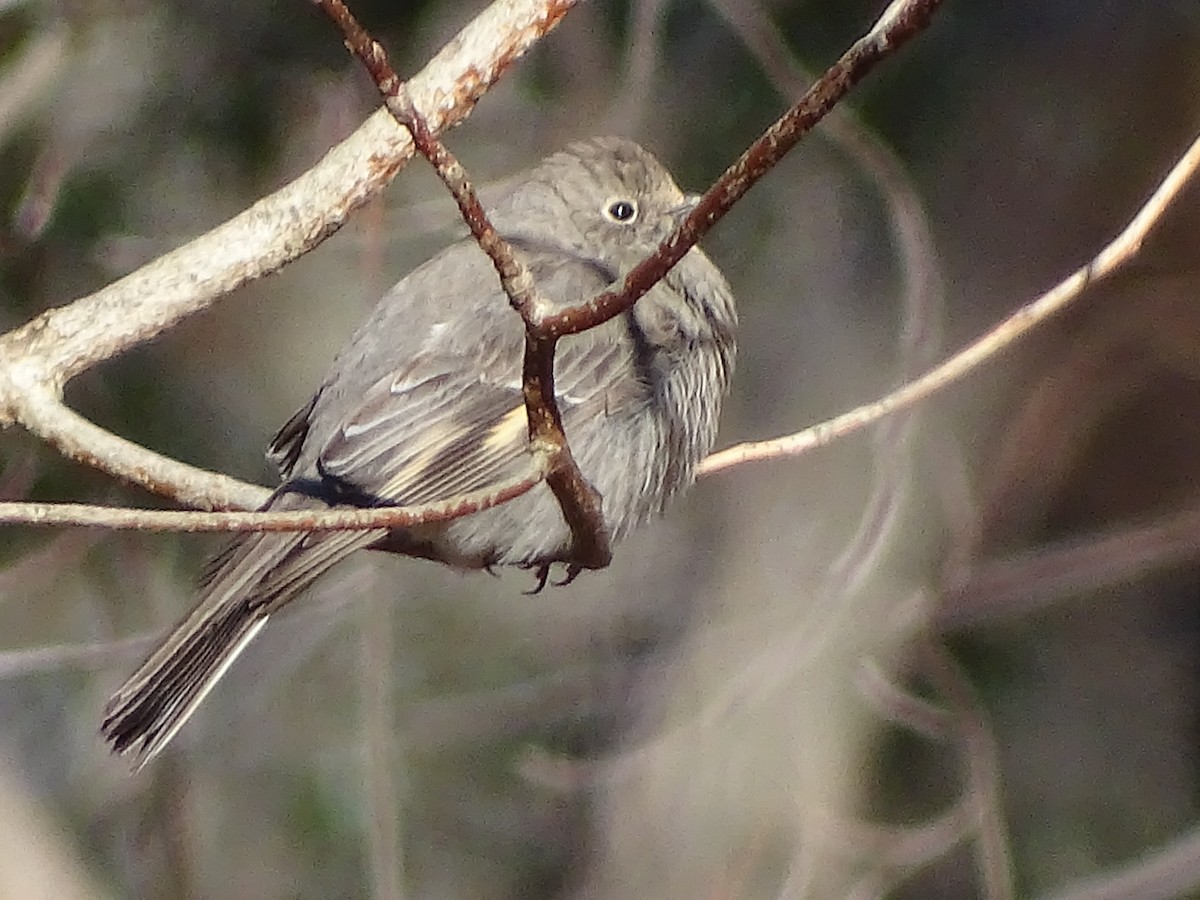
[102,136,738,767]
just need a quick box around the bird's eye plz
[603,198,638,224]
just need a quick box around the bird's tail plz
[102,494,384,769]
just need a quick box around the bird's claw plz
[554,564,582,587]
[525,563,552,595]
[524,563,583,594]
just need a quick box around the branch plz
[358,570,405,900]
[0,633,154,679]
[699,128,1200,476]
[835,803,972,877]
[0,0,576,510]
[0,24,66,146]
[316,0,609,569]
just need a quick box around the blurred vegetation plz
[2,0,1200,898]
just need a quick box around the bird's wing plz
[299,248,651,508]
[315,326,641,507]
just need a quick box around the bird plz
[102,136,738,768]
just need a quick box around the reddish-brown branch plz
[315,0,611,568]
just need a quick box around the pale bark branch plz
[699,129,1200,477]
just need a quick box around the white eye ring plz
[603,198,639,224]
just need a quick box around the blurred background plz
[2,0,1200,897]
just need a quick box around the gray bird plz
[102,136,738,767]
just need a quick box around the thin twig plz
[0,25,66,145]
[777,803,972,899]
[0,464,542,532]
[315,0,545,321]
[706,0,945,378]
[0,449,38,500]
[0,565,371,681]
[834,802,972,873]
[0,529,101,600]
[700,129,1200,476]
